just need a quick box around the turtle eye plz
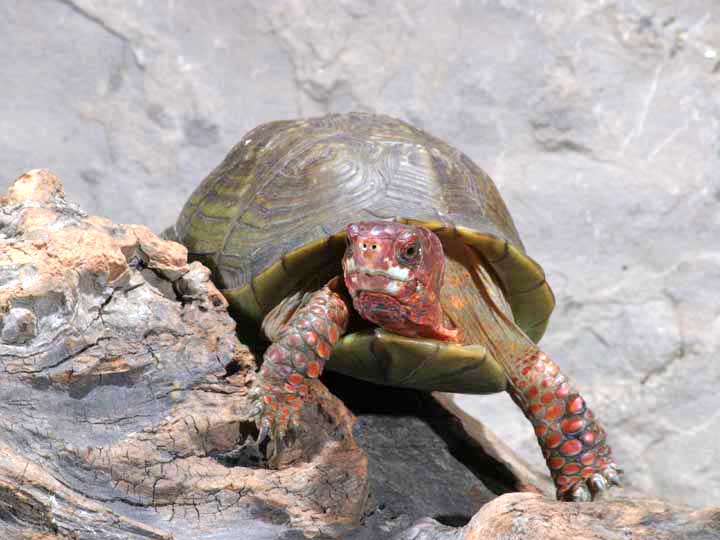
[397,240,421,265]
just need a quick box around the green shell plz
[169,112,555,393]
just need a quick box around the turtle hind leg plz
[248,283,349,461]
[508,348,622,501]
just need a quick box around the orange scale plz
[307,361,321,378]
[559,439,582,456]
[548,457,565,470]
[288,373,304,386]
[581,452,596,466]
[561,417,585,434]
[567,395,585,414]
[545,432,563,448]
[544,403,564,421]
[562,463,581,475]
[316,341,331,359]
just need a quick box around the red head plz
[342,221,457,341]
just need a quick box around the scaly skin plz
[251,220,621,500]
[509,349,621,501]
[250,285,348,446]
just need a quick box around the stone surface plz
[394,492,720,540]
[2,0,719,507]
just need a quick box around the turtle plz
[167,112,622,501]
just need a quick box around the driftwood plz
[0,170,367,539]
[395,492,720,540]
[1,169,718,540]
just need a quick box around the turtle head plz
[342,221,458,341]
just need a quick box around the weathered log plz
[0,170,368,539]
[395,492,720,540]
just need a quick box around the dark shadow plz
[321,370,521,496]
[433,513,472,527]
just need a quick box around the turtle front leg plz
[508,348,622,501]
[249,284,349,455]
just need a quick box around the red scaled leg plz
[249,284,349,454]
[508,349,622,501]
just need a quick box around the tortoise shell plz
[169,113,555,390]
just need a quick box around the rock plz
[393,493,720,540]
[0,170,369,539]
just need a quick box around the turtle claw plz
[560,463,624,502]
[256,418,271,447]
[248,402,264,420]
[246,383,300,462]
[569,483,592,502]
[604,465,623,487]
[589,473,609,495]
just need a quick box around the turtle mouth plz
[343,261,412,282]
[345,270,418,298]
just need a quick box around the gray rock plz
[2,0,718,507]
